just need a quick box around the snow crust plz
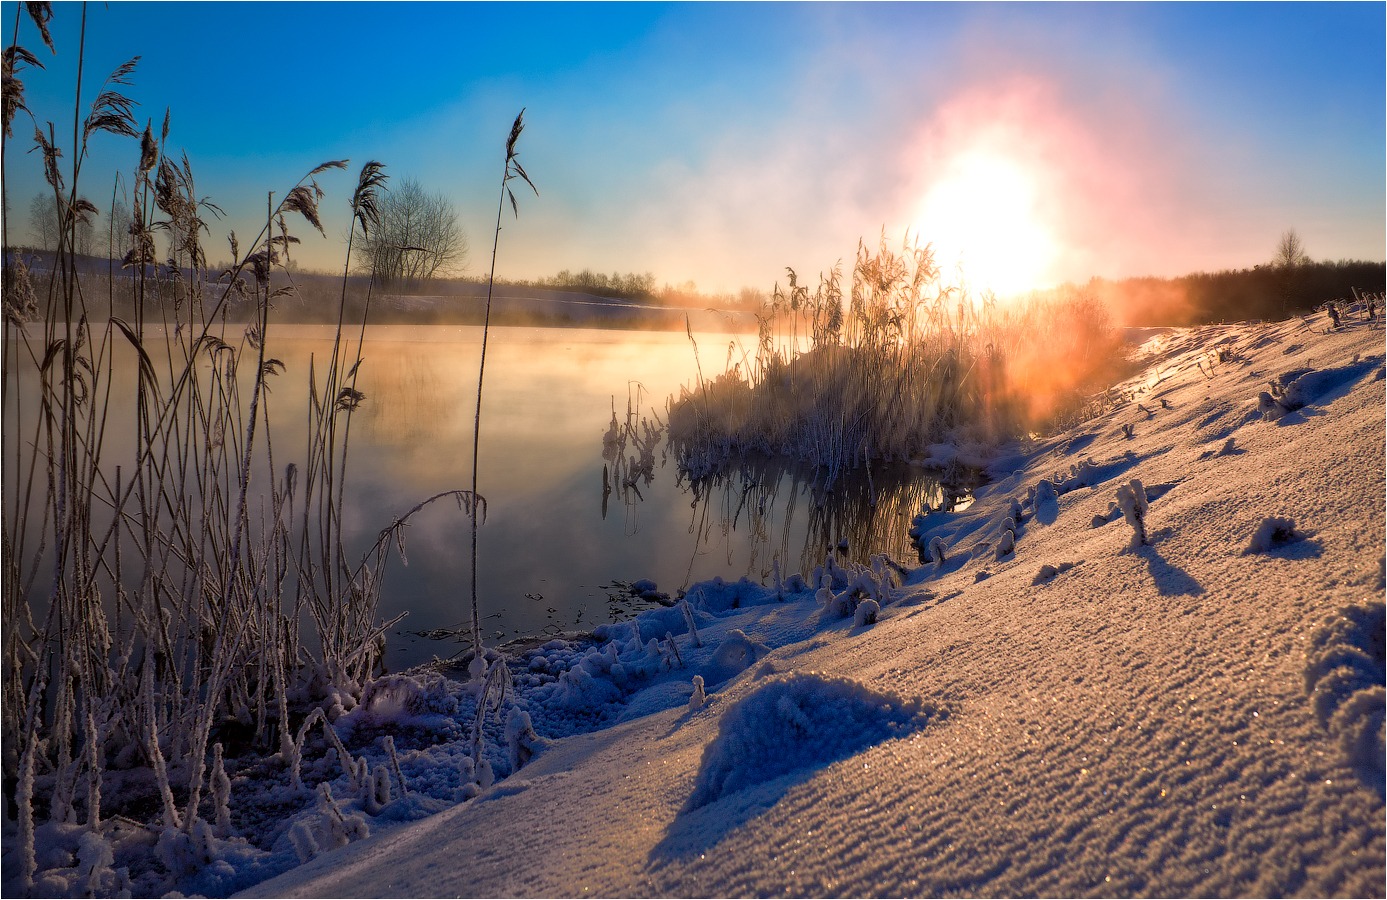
[9,310,1381,898]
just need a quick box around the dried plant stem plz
[468,109,536,671]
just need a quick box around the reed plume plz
[468,108,537,675]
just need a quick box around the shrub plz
[667,236,1129,488]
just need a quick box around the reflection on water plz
[675,455,971,578]
[6,323,977,670]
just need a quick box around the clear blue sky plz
[4,1,1383,294]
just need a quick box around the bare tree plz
[28,192,58,250]
[354,177,467,288]
[1274,229,1309,270]
[105,198,133,261]
[1273,229,1310,314]
[74,200,97,258]
[28,191,99,256]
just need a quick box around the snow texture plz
[1304,600,1386,790]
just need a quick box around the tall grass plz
[467,109,536,677]
[1,13,476,882]
[666,234,1128,489]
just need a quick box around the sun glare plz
[913,150,1059,298]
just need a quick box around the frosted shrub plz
[1060,459,1097,492]
[660,632,684,670]
[996,528,1016,558]
[362,764,392,815]
[455,758,481,802]
[1115,478,1149,549]
[1257,390,1286,420]
[155,818,219,880]
[505,707,543,772]
[76,831,116,897]
[853,598,880,627]
[302,783,369,855]
[289,821,320,864]
[681,599,703,647]
[928,536,948,568]
[689,675,707,712]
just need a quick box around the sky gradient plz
[5,1,1384,295]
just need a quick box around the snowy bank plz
[7,309,1380,898]
[237,308,1384,898]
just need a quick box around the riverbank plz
[237,307,1383,896]
[6,306,1381,897]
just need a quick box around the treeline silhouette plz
[14,246,1382,329]
[1077,259,1385,326]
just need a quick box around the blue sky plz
[4,1,1383,294]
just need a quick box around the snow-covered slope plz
[245,311,1385,898]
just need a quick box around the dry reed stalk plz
[467,109,536,675]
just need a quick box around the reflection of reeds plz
[601,382,663,525]
[668,235,1129,489]
[676,454,969,586]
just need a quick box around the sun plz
[912,150,1058,298]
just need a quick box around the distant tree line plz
[1046,232,1384,326]
[537,269,658,300]
[1087,259,1384,326]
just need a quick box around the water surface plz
[6,323,960,669]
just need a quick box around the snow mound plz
[1244,516,1303,554]
[685,673,934,810]
[1304,600,1386,788]
[1280,355,1384,411]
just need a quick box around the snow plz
[7,310,1383,897]
[233,310,1384,898]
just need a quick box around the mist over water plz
[6,323,959,671]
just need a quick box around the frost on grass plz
[685,673,934,810]
[853,598,880,627]
[1304,601,1385,788]
[505,707,545,772]
[689,675,707,712]
[1244,516,1302,554]
[1031,478,1059,524]
[1115,478,1149,549]
[996,528,1016,558]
